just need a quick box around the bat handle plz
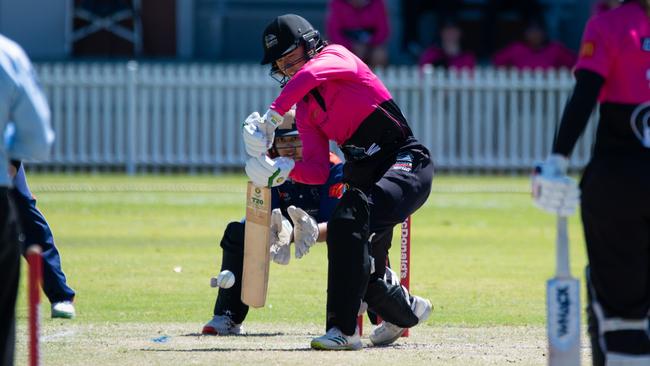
[556,216,570,278]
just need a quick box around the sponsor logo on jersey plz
[391,152,413,172]
[366,143,381,156]
[630,102,650,148]
[329,182,345,199]
[579,41,594,58]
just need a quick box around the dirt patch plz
[14,322,591,365]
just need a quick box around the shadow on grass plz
[180,332,285,337]
[140,347,311,352]
[140,344,411,352]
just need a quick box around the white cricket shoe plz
[51,301,76,319]
[311,326,362,350]
[369,295,432,346]
[201,315,242,335]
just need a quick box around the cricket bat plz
[241,182,272,308]
[547,216,581,366]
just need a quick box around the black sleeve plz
[552,69,605,156]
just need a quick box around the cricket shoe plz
[311,326,362,350]
[201,315,242,335]
[51,301,76,319]
[369,295,433,346]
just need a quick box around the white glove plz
[287,205,318,259]
[241,110,283,157]
[270,241,290,265]
[242,112,270,157]
[245,155,295,188]
[532,154,580,217]
[262,109,284,129]
[269,208,293,265]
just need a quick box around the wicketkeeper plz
[532,1,650,364]
[242,14,433,350]
[0,33,54,366]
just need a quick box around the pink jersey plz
[418,46,476,69]
[492,41,576,70]
[269,44,393,184]
[326,0,389,50]
[576,2,650,104]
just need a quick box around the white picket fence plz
[34,62,596,173]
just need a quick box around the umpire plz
[0,34,54,366]
[533,1,650,365]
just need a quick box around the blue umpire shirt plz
[0,34,54,187]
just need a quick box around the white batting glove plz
[242,112,271,157]
[269,208,293,265]
[245,155,294,188]
[262,109,284,129]
[287,205,318,259]
[532,154,580,217]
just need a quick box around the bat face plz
[547,277,581,364]
[242,182,272,308]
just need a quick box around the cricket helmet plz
[269,110,302,158]
[260,14,323,65]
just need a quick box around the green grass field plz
[16,173,587,325]
[12,173,590,365]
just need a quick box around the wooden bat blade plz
[547,277,581,366]
[242,182,271,308]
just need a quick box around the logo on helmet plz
[265,34,278,49]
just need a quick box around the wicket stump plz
[27,245,42,366]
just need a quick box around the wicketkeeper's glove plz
[287,205,318,259]
[269,208,293,265]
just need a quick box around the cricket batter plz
[203,112,344,335]
[533,1,650,364]
[242,14,433,350]
[0,33,54,366]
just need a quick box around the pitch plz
[14,322,594,366]
[14,174,589,364]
